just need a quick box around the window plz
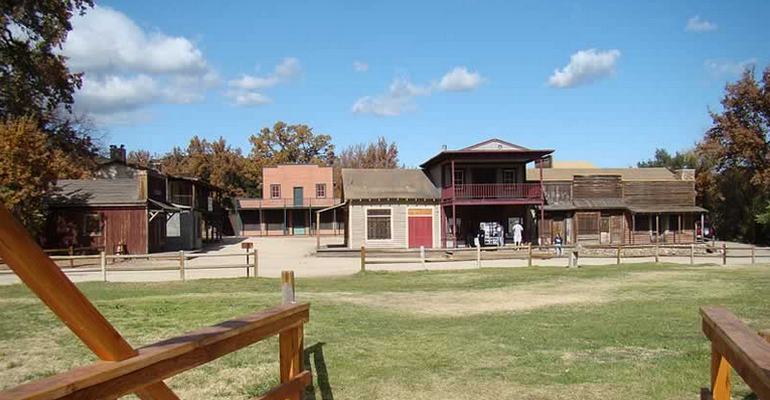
[453,169,465,186]
[576,213,599,235]
[635,215,651,231]
[270,184,281,199]
[316,183,327,198]
[83,214,103,237]
[366,209,391,240]
[502,169,515,184]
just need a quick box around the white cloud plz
[352,66,484,116]
[353,61,369,72]
[437,67,484,91]
[705,58,756,77]
[226,58,301,106]
[548,49,621,88]
[62,6,217,123]
[686,16,717,32]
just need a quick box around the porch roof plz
[628,205,707,214]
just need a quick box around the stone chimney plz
[109,144,127,163]
[674,169,695,181]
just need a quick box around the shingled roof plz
[51,179,144,206]
[342,169,439,201]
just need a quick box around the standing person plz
[496,224,504,247]
[554,234,563,256]
[512,221,524,249]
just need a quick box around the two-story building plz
[44,145,229,253]
[339,138,707,249]
[237,164,344,236]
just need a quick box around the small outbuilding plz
[341,169,441,249]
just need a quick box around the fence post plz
[690,243,695,265]
[360,245,366,273]
[179,250,186,281]
[476,245,481,268]
[420,246,426,269]
[281,270,295,304]
[616,245,622,265]
[100,251,107,282]
[710,346,731,400]
[253,250,259,278]
[722,243,727,265]
[279,269,302,400]
[654,244,659,263]
[527,243,533,267]
[751,245,756,265]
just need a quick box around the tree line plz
[125,124,400,198]
[637,66,770,244]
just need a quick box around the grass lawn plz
[0,263,769,399]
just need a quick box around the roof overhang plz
[420,149,554,169]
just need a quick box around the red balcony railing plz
[442,183,542,202]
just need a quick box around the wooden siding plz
[543,183,572,203]
[623,181,695,206]
[572,175,622,199]
[46,207,149,254]
[348,201,439,249]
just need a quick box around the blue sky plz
[65,0,769,167]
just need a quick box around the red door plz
[408,209,433,248]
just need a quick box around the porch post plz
[631,213,636,245]
[451,159,457,248]
[678,214,682,243]
[700,213,705,241]
[539,158,545,245]
[259,206,264,236]
[655,214,660,243]
[283,201,287,236]
[333,208,337,235]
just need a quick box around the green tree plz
[637,148,698,170]
[247,122,335,195]
[697,66,770,243]
[1,1,98,166]
[0,117,58,231]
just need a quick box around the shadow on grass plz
[304,342,334,400]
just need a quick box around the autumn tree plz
[338,137,399,168]
[697,66,770,243]
[637,148,698,170]
[247,122,335,194]
[0,117,58,230]
[127,149,153,168]
[158,136,252,196]
[1,1,99,170]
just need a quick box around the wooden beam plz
[700,307,770,400]
[0,205,179,400]
[253,371,311,400]
[0,303,310,400]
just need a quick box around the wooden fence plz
[699,307,770,400]
[0,250,259,281]
[358,243,770,271]
[0,204,310,399]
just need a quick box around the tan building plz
[238,165,344,236]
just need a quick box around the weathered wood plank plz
[700,307,770,400]
[253,371,311,400]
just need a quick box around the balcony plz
[239,197,341,209]
[441,183,542,204]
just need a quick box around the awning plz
[628,205,708,214]
[148,198,182,212]
[316,201,347,214]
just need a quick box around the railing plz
[240,197,341,209]
[356,243,770,270]
[442,183,542,201]
[0,286,309,400]
[0,204,311,400]
[169,193,193,206]
[699,307,770,400]
[0,250,261,281]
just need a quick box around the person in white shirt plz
[512,222,524,248]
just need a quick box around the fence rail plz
[0,250,260,281]
[699,307,770,400]
[357,243,770,270]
